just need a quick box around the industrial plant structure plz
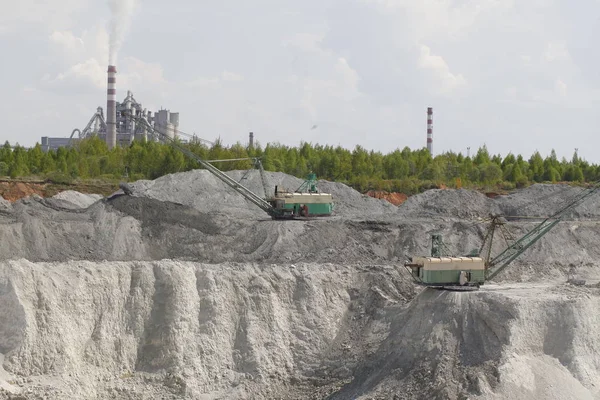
[41,64,180,151]
[427,107,433,156]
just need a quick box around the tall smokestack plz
[107,65,117,149]
[249,132,254,148]
[427,107,433,155]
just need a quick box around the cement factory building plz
[41,65,179,151]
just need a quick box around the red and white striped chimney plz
[107,65,117,149]
[427,107,433,155]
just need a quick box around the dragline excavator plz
[404,181,600,290]
[117,113,334,220]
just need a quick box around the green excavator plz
[405,182,600,290]
[118,113,334,219]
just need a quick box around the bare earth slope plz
[329,284,600,400]
[0,172,599,399]
[0,261,415,399]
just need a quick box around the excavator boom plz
[128,116,283,218]
[485,182,600,280]
[407,181,600,288]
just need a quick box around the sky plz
[2,0,600,162]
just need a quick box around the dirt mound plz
[0,180,117,203]
[494,183,600,220]
[397,188,501,220]
[0,174,599,276]
[366,190,408,206]
[0,181,45,201]
[126,169,396,219]
[51,190,103,209]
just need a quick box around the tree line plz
[1,137,597,194]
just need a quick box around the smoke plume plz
[108,0,139,64]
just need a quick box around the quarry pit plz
[0,170,599,399]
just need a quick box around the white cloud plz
[189,71,244,87]
[42,27,169,96]
[363,0,515,41]
[283,37,365,124]
[50,31,84,53]
[44,26,110,93]
[282,32,325,53]
[418,44,466,93]
[504,86,518,100]
[182,32,367,146]
[336,58,358,85]
[42,58,106,90]
[333,57,360,100]
[521,55,533,66]
[189,77,220,87]
[545,41,570,62]
[120,57,167,86]
[48,27,109,64]
[0,0,92,34]
[21,86,38,94]
[284,32,362,97]
[221,71,244,82]
[555,79,567,96]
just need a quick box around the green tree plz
[528,151,544,182]
[8,145,29,178]
[351,145,371,177]
[0,141,13,168]
[27,144,44,175]
[480,163,503,184]
[501,153,516,170]
[544,165,561,182]
[473,145,491,165]
[572,166,584,182]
